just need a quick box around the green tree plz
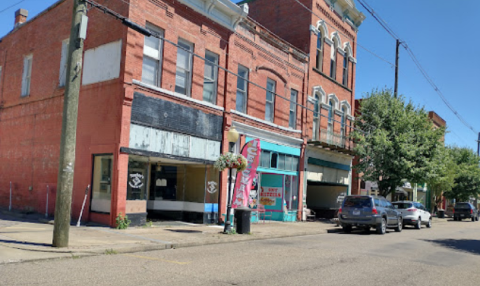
[425,146,456,211]
[444,147,480,202]
[352,89,444,197]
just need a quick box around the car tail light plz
[471,209,473,214]
[372,208,378,215]
[452,209,455,214]
[338,208,342,214]
[407,208,417,212]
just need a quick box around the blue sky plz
[1,0,478,151]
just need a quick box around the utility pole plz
[394,39,400,98]
[52,0,88,248]
[477,132,480,157]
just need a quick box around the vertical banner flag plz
[232,139,261,208]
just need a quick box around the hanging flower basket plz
[214,152,248,172]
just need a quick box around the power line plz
[0,0,27,14]
[356,0,478,135]
[85,0,366,134]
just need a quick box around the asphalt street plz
[1,218,479,286]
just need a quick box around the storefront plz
[109,92,224,225]
[237,133,302,222]
[304,147,352,219]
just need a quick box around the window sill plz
[312,67,352,93]
[230,109,302,134]
[132,80,224,112]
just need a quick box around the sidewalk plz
[0,210,337,265]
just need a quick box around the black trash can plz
[234,207,252,234]
[437,210,445,218]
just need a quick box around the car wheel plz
[343,225,352,233]
[376,218,386,235]
[476,216,479,221]
[363,226,370,233]
[394,218,402,232]
[415,218,421,229]
[426,218,432,228]
[472,217,475,222]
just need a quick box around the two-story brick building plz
[243,0,365,218]
[0,0,312,226]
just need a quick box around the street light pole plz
[223,127,239,233]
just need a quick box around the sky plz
[0,0,478,152]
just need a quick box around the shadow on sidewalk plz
[423,239,480,255]
[0,239,51,247]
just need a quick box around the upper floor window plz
[175,39,194,96]
[289,89,298,129]
[312,94,320,140]
[142,24,164,87]
[330,45,336,80]
[328,99,334,132]
[21,54,33,97]
[341,105,347,136]
[236,65,249,113]
[59,39,69,87]
[265,78,276,122]
[203,51,219,104]
[316,32,323,71]
[342,54,349,86]
[260,150,299,172]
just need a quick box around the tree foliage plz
[443,147,480,202]
[425,146,456,209]
[352,89,445,197]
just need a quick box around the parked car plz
[392,201,431,229]
[453,203,479,222]
[338,196,403,235]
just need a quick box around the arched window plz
[327,99,334,136]
[342,53,349,86]
[341,105,347,137]
[330,41,337,80]
[316,32,323,71]
[312,94,320,140]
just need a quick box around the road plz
[1,219,480,286]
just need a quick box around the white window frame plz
[289,89,297,129]
[330,45,336,80]
[203,50,219,104]
[175,38,194,96]
[235,65,249,113]
[312,94,320,140]
[59,38,69,87]
[265,78,276,122]
[341,106,347,137]
[342,53,349,86]
[316,32,323,71]
[142,23,164,87]
[21,54,33,97]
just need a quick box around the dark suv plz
[453,203,479,222]
[338,196,403,235]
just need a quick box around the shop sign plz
[128,172,144,189]
[259,187,282,206]
[207,181,218,194]
[232,139,261,208]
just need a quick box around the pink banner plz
[232,139,261,209]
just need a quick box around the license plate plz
[353,210,360,215]
[461,214,465,217]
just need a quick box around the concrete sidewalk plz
[0,211,338,265]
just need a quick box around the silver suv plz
[338,195,403,235]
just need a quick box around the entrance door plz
[150,165,177,201]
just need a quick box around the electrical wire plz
[0,0,27,14]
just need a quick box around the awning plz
[395,187,408,196]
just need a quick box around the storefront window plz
[261,150,270,168]
[284,175,299,210]
[127,157,149,200]
[149,163,185,201]
[185,165,207,203]
[91,155,113,213]
[278,154,285,170]
[270,153,278,168]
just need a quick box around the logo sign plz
[207,181,218,194]
[232,139,261,209]
[128,172,144,189]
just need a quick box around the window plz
[0,66,2,91]
[260,150,270,168]
[265,78,276,122]
[341,106,347,137]
[330,44,337,79]
[142,24,164,87]
[270,153,278,168]
[342,54,348,86]
[203,51,219,104]
[236,65,249,113]
[289,89,297,129]
[316,32,323,71]
[328,99,334,132]
[21,55,33,97]
[312,95,320,140]
[59,39,69,87]
[91,154,113,213]
[175,39,194,96]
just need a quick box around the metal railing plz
[319,129,354,150]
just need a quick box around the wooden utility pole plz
[394,39,400,98]
[53,0,88,248]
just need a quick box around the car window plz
[413,202,422,209]
[385,201,393,209]
[343,197,372,208]
[455,203,470,209]
[374,198,380,207]
[393,202,413,209]
[380,199,387,208]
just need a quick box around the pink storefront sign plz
[232,139,261,209]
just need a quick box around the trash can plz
[437,210,445,218]
[234,207,252,234]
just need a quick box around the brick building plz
[243,0,365,217]
[0,0,312,226]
